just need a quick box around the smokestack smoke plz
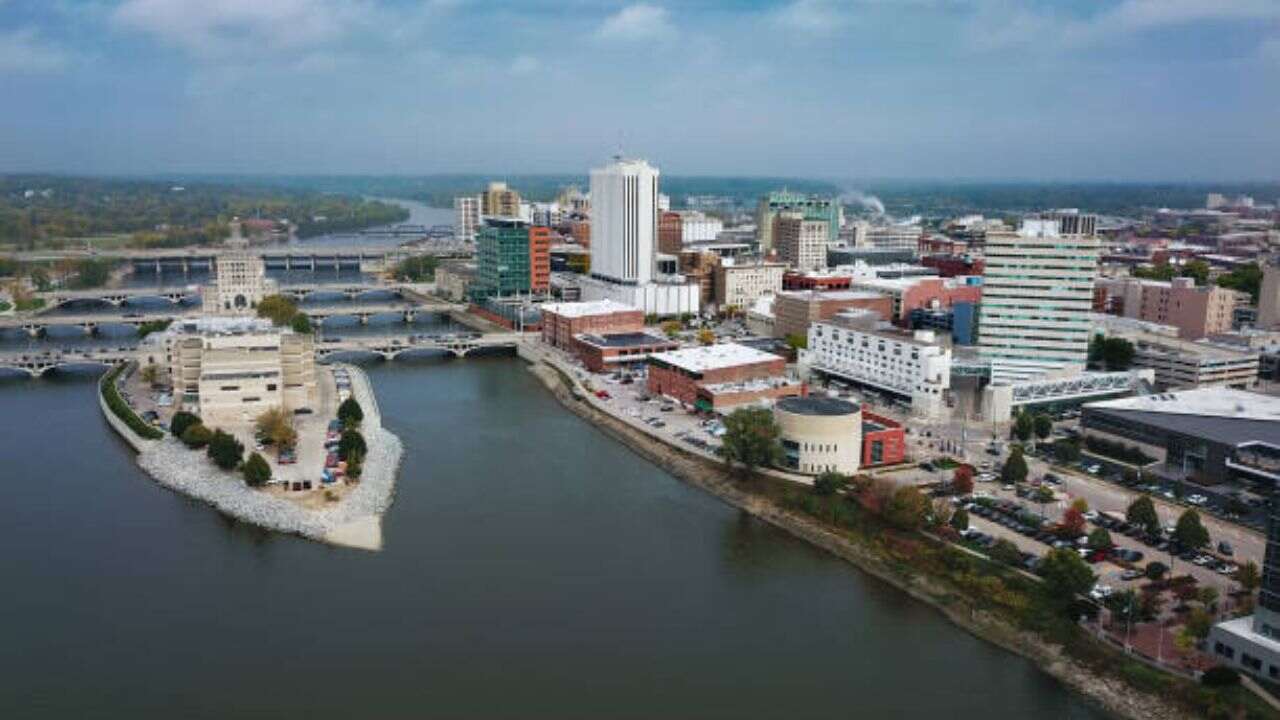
[838,190,885,216]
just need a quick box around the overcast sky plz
[0,0,1277,180]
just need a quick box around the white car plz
[1187,494,1208,506]
[1089,584,1114,601]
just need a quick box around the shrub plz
[181,423,212,449]
[338,429,367,461]
[207,429,244,471]
[170,411,200,439]
[242,452,271,487]
[100,364,164,440]
[338,397,364,428]
[813,472,848,496]
[1201,666,1240,688]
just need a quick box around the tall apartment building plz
[470,220,550,299]
[756,190,839,254]
[977,219,1100,382]
[454,196,481,243]
[580,157,698,315]
[480,181,522,218]
[1095,276,1246,339]
[657,211,683,254]
[1260,257,1280,330]
[714,261,786,309]
[1042,209,1097,236]
[774,213,829,272]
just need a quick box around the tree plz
[813,471,848,496]
[1184,607,1213,643]
[717,407,783,476]
[949,506,970,532]
[1198,586,1220,613]
[1054,439,1081,465]
[255,407,297,448]
[1033,486,1055,516]
[170,411,200,439]
[1062,506,1087,537]
[1089,333,1135,371]
[884,486,930,531]
[392,255,439,282]
[930,498,953,529]
[1000,447,1028,485]
[1013,412,1033,442]
[1180,260,1210,286]
[1145,561,1169,581]
[1237,561,1262,594]
[338,429,367,461]
[180,423,212,449]
[1216,262,1263,303]
[661,320,682,338]
[289,313,313,335]
[1126,495,1161,537]
[1174,509,1210,550]
[256,294,299,326]
[1033,414,1053,441]
[696,328,716,346]
[952,465,975,495]
[141,362,159,386]
[784,333,807,351]
[207,429,244,470]
[1038,548,1097,606]
[1087,527,1112,550]
[345,447,364,480]
[337,397,364,428]
[991,538,1023,565]
[242,452,271,487]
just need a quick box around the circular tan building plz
[774,396,862,475]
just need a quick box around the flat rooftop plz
[649,343,782,373]
[575,331,673,349]
[776,396,859,416]
[540,299,638,318]
[1085,389,1280,447]
[777,290,886,302]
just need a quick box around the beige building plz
[481,181,522,218]
[1260,258,1280,330]
[773,213,828,272]
[1096,276,1246,339]
[1119,331,1260,391]
[201,239,276,315]
[714,261,785,310]
[162,317,318,427]
[774,396,862,475]
[772,290,893,340]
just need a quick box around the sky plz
[0,0,1277,181]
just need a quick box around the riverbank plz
[524,357,1237,720]
[102,363,402,551]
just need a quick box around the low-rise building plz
[846,275,983,324]
[714,260,786,310]
[774,396,862,475]
[540,300,644,351]
[160,316,317,426]
[572,332,679,373]
[862,410,906,467]
[804,311,952,418]
[647,343,801,411]
[1125,332,1260,391]
[772,290,893,340]
[1094,276,1247,340]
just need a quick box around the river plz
[0,359,1109,719]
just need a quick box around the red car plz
[325,453,338,468]
[595,390,611,400]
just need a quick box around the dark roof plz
[576,332,674,349]
[1085,407,1280,447]
[777,396,859,417]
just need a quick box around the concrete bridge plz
[316,332,523,360]
[40,281,441,311]
[0,347,135,377]
[2,244,460,273]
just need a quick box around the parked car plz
[1218,541,1234,556]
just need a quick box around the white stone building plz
[454,196,481,243]
[201,240,276,315]
[774,213,828,272]
[714,260,785,310]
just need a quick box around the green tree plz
[207,429,244,470]
[717,407,783,476]
[141,362,160,386]
[338,429,367,461]
[990,538,1023,565]
[1038,548,1097,607]
[1184,607,1213,642]
[1033,485,1055,517]
[1087,527,1112,550]
[1000,447,1028,485]
[170,411,200,439]
[242,452,271,487]
[1033,413,1053,441]
[1126,495,1161,537]
[1216,262,1262,303]
[289,313,313,334]
[345,447,364,480]
[1180,260,1210,286]
[1174,509,1210,550]
[1054,439,1081,464]
[1013,412,1033,442]
[812,471,848,496]
[784,333,807,351]
[661,320,682,338]
[256,294,299,326]
[949,506,969,532]
[1237,561,1262,594]
[337,397,364,428]
[884,486,930,531]
[180,423,212,449]
[392,255,439,282]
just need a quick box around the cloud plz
[595,4,673,42]
[773,0,853,36]
[0,28,70,74]
[111,0,373,58]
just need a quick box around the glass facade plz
[472,224,531,300]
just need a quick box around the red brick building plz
[658,211,683,255]
[540,300,644,351]
[573,332,680,372]
[783,271,853,291]
[647,343,801,410]
[920,254,985,278]
[529,226,551,294]
[861,410,906,467]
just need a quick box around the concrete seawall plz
[97,367,158,454]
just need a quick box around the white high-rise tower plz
[590,157,659,286]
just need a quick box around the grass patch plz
[0,300,10,312]
[14,297,45,312]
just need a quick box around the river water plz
[0,360,1109,719]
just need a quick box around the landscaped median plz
[100,363,163,441]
